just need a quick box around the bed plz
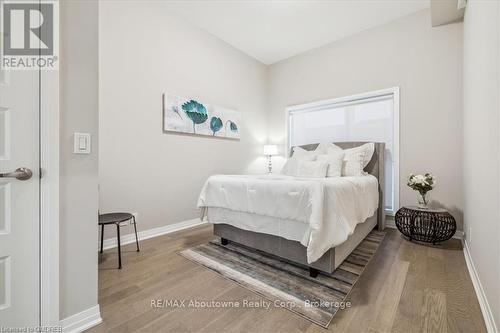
[198,142,385,277]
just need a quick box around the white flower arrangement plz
[407,173,436,207]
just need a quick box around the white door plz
[0,68,40,325]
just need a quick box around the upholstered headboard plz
[291,142,386,230]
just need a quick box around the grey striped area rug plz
[179,230,385,328]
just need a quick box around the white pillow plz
[315,143,342,155]
[292,146,318,159]
[281,154,316,176]
[340,143,375,169]
[317,152,344,177]
[342,152,365,176]
[296,160,328,178]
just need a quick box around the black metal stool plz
[99,212,140,269]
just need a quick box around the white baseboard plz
[462,240,499,333]
[385,220,464,240]
[60,304,102,333]
[100,218,206,251]
[453,230,465,240]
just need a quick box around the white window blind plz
[287,89,399,213]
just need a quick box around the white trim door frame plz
[40,70,59,325]
[285,87,400,215]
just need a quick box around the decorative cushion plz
[296,160,329,178]
[337,142,375,169]
[281,154,316,176]
[342,152,365,176]
[317,152,345,177]
[292,146,319,159]
[315,143,343,155]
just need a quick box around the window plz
[287,88,399,214]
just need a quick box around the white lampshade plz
[263,144,278,156]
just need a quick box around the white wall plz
[98,1,268,239]
[65,1,500,328]
[463,0,500,329]
[267,9,464,229]
[59,0,99,320]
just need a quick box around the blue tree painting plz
[182,100,208,134]
[210,117,223,136]
[163,93,241,139]
[228,120,238,133]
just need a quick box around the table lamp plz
[263,144,278,173]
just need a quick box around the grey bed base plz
[213,142,385,276]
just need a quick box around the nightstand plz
[395,206,457,244]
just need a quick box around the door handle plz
[0,167,33,181]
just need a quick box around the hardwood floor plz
[88,225,487,333]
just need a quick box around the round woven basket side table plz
[395,206,457,244]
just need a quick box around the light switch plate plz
[73,132,91,154]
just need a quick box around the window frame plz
[285,87,400,216]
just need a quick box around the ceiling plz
[164,0,431,65]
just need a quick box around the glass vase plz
[417,192,429,209]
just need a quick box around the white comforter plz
[197,174,379,263]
